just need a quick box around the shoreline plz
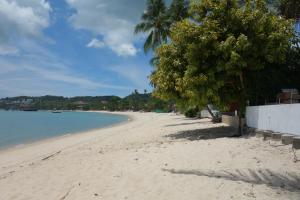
[0,112,299,200]
[0,111,133,154]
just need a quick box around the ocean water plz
[0,111,128,149]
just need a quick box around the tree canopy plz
[0,93,172,112]
[150,0,295,118]
[277,0,300,20]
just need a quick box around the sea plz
[0,110,128,150]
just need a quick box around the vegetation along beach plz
[0,0,300,199]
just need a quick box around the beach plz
[0,112,299,200]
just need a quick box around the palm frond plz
[144,31,154,53]
[136,0,171,53]
[135,22,147,34]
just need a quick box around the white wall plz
[246,104,300,135]
[200,110,212,118]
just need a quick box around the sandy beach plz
[0,112,299,200]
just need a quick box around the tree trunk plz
[238,72,247,135]
[238,111,243,135]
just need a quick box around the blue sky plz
[1,1,298,98]
[0,0,157,97]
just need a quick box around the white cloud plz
[0,45,19,55]
[86,38,105,48]
[22,65,130,90]
[0,0,153,97]
[0,62,132,98]
[0,0,51,52]
[0,39,133,97]
[108,64,151,90]
[116,44,137,57]
[65,0,147,57]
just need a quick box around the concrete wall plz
[222,115,239,128]
[246,104,300,135]
[222,115,245,129]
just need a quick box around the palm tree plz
[135,0,170,53]
[168,0,189,23]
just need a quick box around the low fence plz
[222,115,245,129]
[246,104,300,135]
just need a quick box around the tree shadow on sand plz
[162,168,300,192]
[166,126,239,141]
[165,121,210,127]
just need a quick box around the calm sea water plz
[0,111,128,149]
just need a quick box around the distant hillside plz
[0,93,172,112]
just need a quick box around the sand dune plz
[0,112,299,200]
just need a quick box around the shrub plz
[184,107,199,118]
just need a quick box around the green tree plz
[277,0,300,19]
[168,0,189,23]
[151,0,294,133]
[135,0,170,53]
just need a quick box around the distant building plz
[277,89,300,104]
[101,100,108,104]
[11,98,33,104]
[73,101,87,110]
[22,99,33,104]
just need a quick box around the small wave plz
[14,143,25,148]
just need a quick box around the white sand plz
[0,112,299,200]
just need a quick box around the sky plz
[0,0,158,98]
[1,1,298,99]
